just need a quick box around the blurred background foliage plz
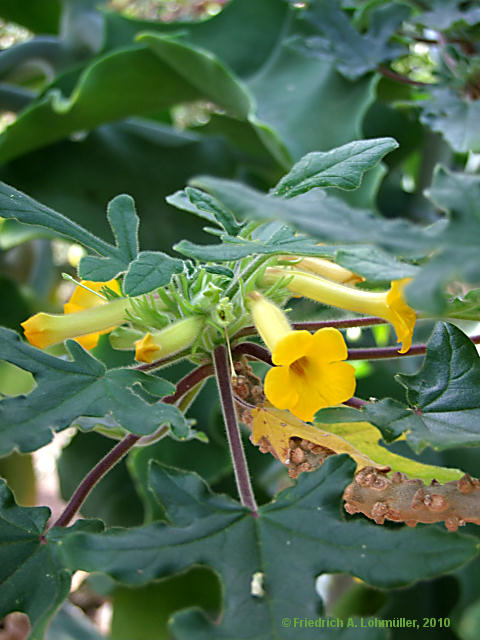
[1,0,480,638]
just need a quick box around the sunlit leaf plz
[273,137,398,198]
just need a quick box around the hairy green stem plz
[224,254,269,299]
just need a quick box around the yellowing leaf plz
[251,405,463,484]
[251,405,388,473]
[324,421,463,484]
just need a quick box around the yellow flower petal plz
[310,327,348,362]
[64,279,120,312]
[262,325,356,421]
[62,279,122,350]
[264,366,299,410]
[271,330,312,366]
[135,333,161,363]
[290,391,327,423]
[20,313,53,349]
[75,332,101,350]
[312,360,356,407]
[386,279,416,354]
[247,292,291,352]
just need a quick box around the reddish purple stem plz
[213,344,258,515]
[52,363,214,529]
[235,316,386,339]
[343,397,368,409]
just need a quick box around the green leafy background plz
[1,0,480,638]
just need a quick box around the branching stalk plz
[51,363,214,529]
[52,433,140,528]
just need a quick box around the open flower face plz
[264,328,356,422]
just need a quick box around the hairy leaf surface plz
[0,328,186,455]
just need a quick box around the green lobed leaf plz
[272,137,398,198]
[59,458,478,639]
[413,0,480,30]
[0,45,201,165]
[334,246,419,283]
[394,323,480,452]
[0,184,156,283]
[78,194,140,281]
[0,118,243,254]
[105,0,379,164]
[166,188,219,225]
[101,0,290,79]
[0,479,102,640]
[0,17,286,168]
[247,30,377,162]
[0,0,380,169]
[0,328,187,456]
[0,180,116,258]
[123,251,184,297]
[407,167,480,313]
[185,186,245,235]
[420,88,480,154]
[343,323,480,454]
[182,175,439,258]
[174,227,342,262]
[295,0,410,80]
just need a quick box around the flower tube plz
[21,280,127,349]
[280,256,364,285]
[262,268,415,353]
[248,292,356,422]
[135,316,205,363]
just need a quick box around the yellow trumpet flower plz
[248,292,356,422]
[262,268,415,353]
[21,279,126,349]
